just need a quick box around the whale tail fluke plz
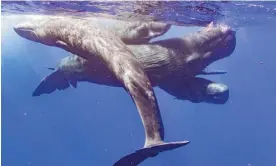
[113,141,189,166]
[32,70,70,97]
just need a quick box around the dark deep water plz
[1,1,276,166]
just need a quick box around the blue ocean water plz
[1,1,276,166]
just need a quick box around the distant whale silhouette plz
[14,17,235,166]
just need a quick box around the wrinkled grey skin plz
[33,22,234,104]
[13,17,236,166]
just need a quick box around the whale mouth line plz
[14,27,33,31]
[13,26,33,36]
[13,26,40,42]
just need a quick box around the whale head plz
[13,16,64,46]
[184,23,236,70]
[186,82,230,104]
[197,22,236,62]
[181,22,236,76]
[203,82,229,104]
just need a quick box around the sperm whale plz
[32,22,235,105]
[13,16,191,165]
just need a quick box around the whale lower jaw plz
[113,140,190,166]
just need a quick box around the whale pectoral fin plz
[56,40,70,52]
[146,23,171,41]
[118,22,171,44]
[47,67,55,71]
[137,23,171,43]
[199,69,227,75]
[113,141,190,166]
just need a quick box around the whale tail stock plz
[112,50,190,165]
[113,140,190,166]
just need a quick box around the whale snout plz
[14,22,40,42]
[202,24,236,62]
[223,28,236,45]
[14,22,35,32]
[205,83,229,104]
[220,28,236,58]
[206,83,229,95]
